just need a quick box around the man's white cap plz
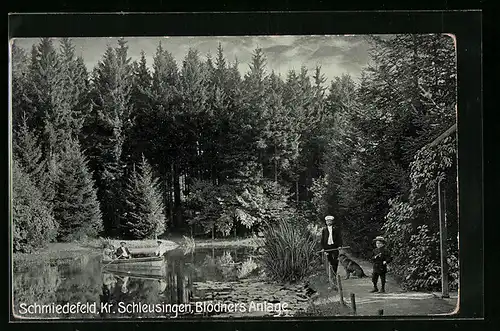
[325,215,334,221]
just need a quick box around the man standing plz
[321,215,343,276]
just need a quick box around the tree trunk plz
[274,158,278,183]
[173,162,181,231]
[296,179,299,205]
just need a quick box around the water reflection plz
[13,247,257,319]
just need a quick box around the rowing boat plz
[104,269,166,280]
[102,256,165,269]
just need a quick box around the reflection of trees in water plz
[100,258,194,318]
[166,258,193,304]
[12,255,101,318]
[196,250,241,281]
[54,256,101,318]
[13,262,62,315]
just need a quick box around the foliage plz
[383,134,458,291]
[12,160,58,253]
[309,175,329,220]
[405,225,442,290]
[260,218,320,283]
[12,115,47,189]
[238,257,259,279]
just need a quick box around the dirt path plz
[309,254,458,316]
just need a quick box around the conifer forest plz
[11,35,459,291]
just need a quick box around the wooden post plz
[336,274,344,305]
[438,178,450,298]
[328,264,332,284]
[323,254,329,280]
[350,293,357,315]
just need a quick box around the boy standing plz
[370,236,391,293]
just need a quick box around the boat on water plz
[104,269,166,281]
[102,256,165,269]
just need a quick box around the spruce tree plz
[53,138,103,241]
[121,155,166,239]
[124,52,153,167]
[12,159,58,253]
[89,38,134,235]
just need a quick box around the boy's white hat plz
[325,215,334,221]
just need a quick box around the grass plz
[294,300,349,317]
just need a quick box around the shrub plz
[12,160,58,253]
[384,199,460,291]
[405,225,441,291]
[238,257,259,279]
[260,217,320,283]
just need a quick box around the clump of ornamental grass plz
[260,218,321,283]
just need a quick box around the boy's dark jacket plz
[372,246,392,273]
[320,226,343,249]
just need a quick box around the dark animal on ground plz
[338,253,366,279]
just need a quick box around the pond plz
[12,246,309,319]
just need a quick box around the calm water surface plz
[13,247,258,319]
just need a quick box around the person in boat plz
[155,240,167,257]
[115,241,132,259]
[102,243,115,261]
[320,215,343,276]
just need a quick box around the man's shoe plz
[370,288,378,293]
[379,288,385,293]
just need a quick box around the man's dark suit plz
[320,225,343,275]
[115,246,132,259]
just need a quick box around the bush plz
[405,225,441,291]
[383,199,459,291]
[12,160,58,253]
[260,217,320,283]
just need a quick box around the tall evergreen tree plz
[263,74,300,183]
[53,138,103,241]
[89,38,134,235]
[28,38,75,157]
[125,51,153,167]
[239,48,270,176]
[149,42,181,228]
[122,155,166,239]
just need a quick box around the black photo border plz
[7,10,483,331]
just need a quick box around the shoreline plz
[12,236,263,261]
[171,236,264,248]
